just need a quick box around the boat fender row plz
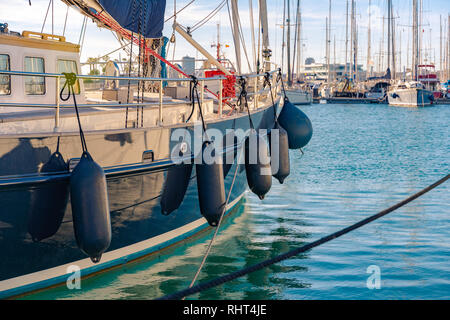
[277,98,313,150]
[167,98,312,227]
[28,151,70,242]
[268,122,290,184]
[161,142,193,215]
[196,141,226,226]
[245,130,272,200]
[70,152,111,263]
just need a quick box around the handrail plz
[0,101,194,109]
[0,68,281,131]
[0,69,225,82]
[0,69,278,82]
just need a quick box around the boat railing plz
[0,69,280,131]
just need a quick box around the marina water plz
[24,103,450,300]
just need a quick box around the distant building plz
[297,61,365,82]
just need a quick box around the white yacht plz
[388,81,434,107]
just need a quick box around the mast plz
[296,1,302,78]
[391,1,396,79]
[287,0,292,86]
[380,12,385,73]
[367,0,371,78]
[230,0,242,74]
[440,15,442,79]
[398,26,402,78]
[345,0,349,76]
[355,22,358,82]
[407,21,410,77]
[387,0,391,74]
[249,0,257,71]
[259,0,271,72]
[447,14,449,80]
[326,17,329,82]
[351,0,357,81]
[419,0,423,68]
[412,0,419,80]
[327,0,332,83]
[281,0,286,76]
[333,36,336,81]
[292,0,302,81]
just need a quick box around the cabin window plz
[57,59,80,94]
[0,54,11,95]
[24,57,45,95]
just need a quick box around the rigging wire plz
[225,0,252,72]
[40,0,52,34]
[79,16,88,56]
[190,0,227,33]
[62,5,69,37]
[125,32,134,128]
[291,0,301,80]
[186,143,244,293]
[225,0,240,73]
[164,0,196,23]
[51,0,54,35]
[60,73,88,153]
[235,4,254,72]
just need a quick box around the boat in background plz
[281,0,312,106]
[387,0,434,107]
[417,64,442,99]
[388,81,434,107]
[285,84,312,105]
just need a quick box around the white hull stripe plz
[389,102,432,107]
[0,193,245,299]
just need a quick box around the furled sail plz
[62,0,166,38]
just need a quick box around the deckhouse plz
[0,29,86,112]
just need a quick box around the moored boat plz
[0,0,299,298]
[285,88,312,105]
[387,81,434,107]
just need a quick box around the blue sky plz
[1,0,449,73]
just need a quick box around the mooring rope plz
[186,76,208,136]
[264,71,279,121]
[185,144,244,294]
[60,72,88,153]
[158,174,449,300]
[237,76,255,129]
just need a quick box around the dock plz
[313,97,387,104]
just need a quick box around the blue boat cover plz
[98,0,166,38]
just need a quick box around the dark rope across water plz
[158,174,449,300]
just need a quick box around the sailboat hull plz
[0,102,278,298]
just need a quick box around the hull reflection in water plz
[19,198,312,300]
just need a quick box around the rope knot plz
[190,75,199,89]
[62,72,77,87]
[263,72,271,88]
[60,72,77,102]
[238,76,247,97]
[276,68,282,83]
